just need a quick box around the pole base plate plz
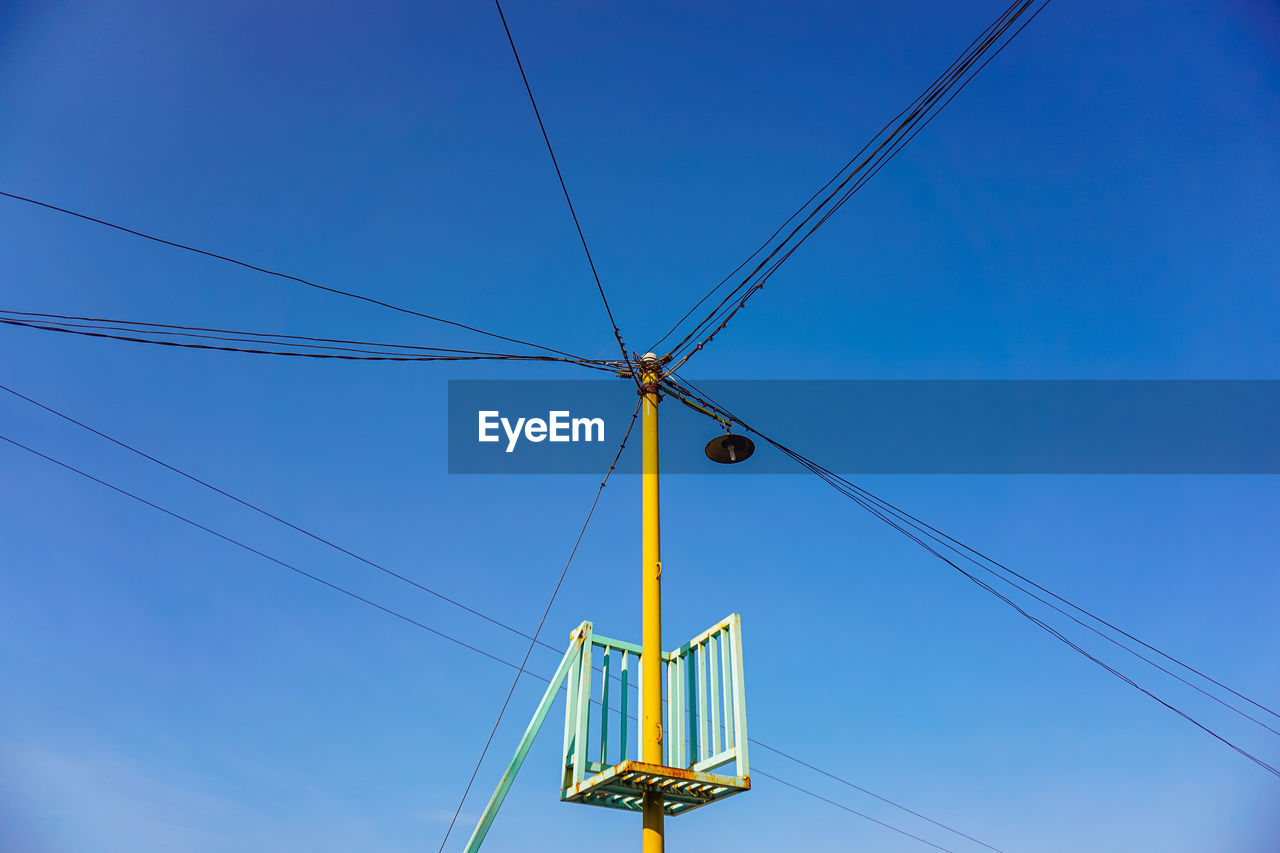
[562,760,750,816]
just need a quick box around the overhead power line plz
[0,383,1004,852]
[0,316,596,366]
[0,309,590,357]
[662,376,1280,780]
[750,740,1003,852]
[658,0,1048,363]
[668,379,1280,740]
[492,0,635,379]
[0,189,589,361]
[840,485,1280,780]
[851,493,1280,728]
[0,431,525,671]
[830,483,1280,737]
[1,428,984,853]
[0,381,574,640]
[0,310,618,371]
[653,0,1052,371]
[755,769,956,853]
[436,398,640,852]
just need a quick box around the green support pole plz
[463,624,588,853]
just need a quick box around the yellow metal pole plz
[639,353,664,853]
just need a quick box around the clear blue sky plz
[2,1,1278,851]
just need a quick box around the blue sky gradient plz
[2,1,1278,851]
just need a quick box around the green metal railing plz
[665,614,749,777]
[465,616,748,850]
[562,614,749,793]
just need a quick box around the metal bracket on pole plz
[462,622,591,853]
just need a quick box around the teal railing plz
[561,614,748,793]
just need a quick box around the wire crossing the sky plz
[5,0,1263,848]
[661,376,1280,780]
[653,0,1053,372]
[12,407,969,850]
[0,189,589,361]
[0,310,619,371]
[434,400,640,852]
[755,770,956,853]
[492,0,635,379]
[0,381,588,641]
[0,432,528,671]
[0,428,981,852]
[0,383,1004,852]
[749,740,1003,852]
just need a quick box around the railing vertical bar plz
[685,650,698,766]
[563,634,581,765]
[620,650,630,763]
[674,654,685,767]
[708,633,721,756]
[729,616,749,777]
[669,655,678,767]
[696,641,708,762]
[670,650,680,763]
[572,636,592,786]
[665,656,674,765]
[599,646,611,766]
[720,628,734,752]
[636,647,643,761]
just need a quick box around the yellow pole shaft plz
[640,364,664,853]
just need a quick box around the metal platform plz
[562,760,750,816]
[464,617,751,850]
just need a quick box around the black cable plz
[0,190,589,361]
[667,0,1043,367]
[658,0,1051,369]
[843,488,1280,781]
[0,309,606,359]
[755,769,956,852]
[0,382,1010,848]
[436,399,641,852]
[664,376,1280,779]
[749,739,1004,852]
[491,0,635,379]
[650,0,1019,354]
[0,382,571,646]
[823,476,1280,737]
[3,315,479,358]
[0,431,529,672]
[681,376,1280,734]
[671,379,1280,745]
[689,0,1057,355]
[670,375,1280,720]
[670,375,1280,738]
[1,393,1006,848]
[660,0,1029,361]
[844,483,1280,725]
[0,316,618,371]
[664,0,1039,362]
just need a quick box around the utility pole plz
[639,352,664,853]
[464,353,752,853]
